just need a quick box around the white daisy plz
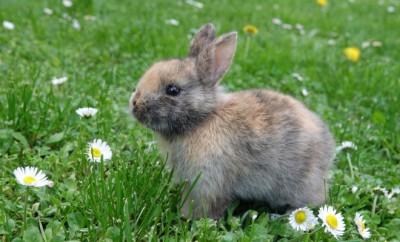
[282,23,293,30]
[51,76,68,85]
[387,187,400,199]
[62,0,73,7]
[3,21,15,30]
[165,19,179,26]
[327,39,337,45]
[372,41,382,47]
[336,141,357,153]
[84,15,97,21]
[361,41,371,49]
[76,107,98,118]
[295,23,304,31]
[387,6,395,13]
[318,205,346,239]
[292,72,304,81]
[289,207,318,231]
[351,186,358,194]
[87,139,112,162]
[272,18,282,25]
[372,186,389,197]
[47,181,55,187]
[301,88,308,97]
[43,7,53,15]
[306,216,319,230]
[72,19,81,30]
[354,212,371,239]
[185,0,204,9]
[62,13,72,21]
[13,167,51,187]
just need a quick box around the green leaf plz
[7,218,15,232]
[60,141,75,157]
[11,131,29,148]
[386,218,400,239]
[105,227,121,241]
[0,129,12,138]
[245,224,274,241]
[372,111,386,125]
[372,215,381,225]
[0,129,13,153]
[43,207,58,216]
[267,222,297,238]
[67,212,86,229]
[0,218,15,234]
[46,220,65,241]
[23,226,43,242]
[48,235,66,242]
[46,132,65,144]
[219,232,236,242]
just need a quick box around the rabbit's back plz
[161,89,335,212]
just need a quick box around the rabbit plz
[129,23,335,219]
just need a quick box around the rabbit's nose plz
[129,92,137,109]
[130,91,142,109]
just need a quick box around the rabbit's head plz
[130,24,237,136]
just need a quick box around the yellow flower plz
[243,25,259,36]
[317,0,328,7]
[344,47,361,63]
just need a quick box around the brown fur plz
[130,24,335,219]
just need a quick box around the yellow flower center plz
[23,176,36,184]
[357,221,366,232]
[326,214,338,229]
[91,147,102,158]
[295,211,307,224]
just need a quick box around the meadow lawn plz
[1,0,400,241]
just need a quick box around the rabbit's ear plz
[188,23,216,57]
[197,32,237,86]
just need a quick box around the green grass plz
[1,0,399,241]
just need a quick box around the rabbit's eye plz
[166,84,181,96]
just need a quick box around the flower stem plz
[38,215,48,242]
[346,153,354,180]
[371,195,378,217]
[244,36,251,58]
[23,187,29,232]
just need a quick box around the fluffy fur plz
[130,23,335,219]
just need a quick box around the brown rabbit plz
[130,23,335,219]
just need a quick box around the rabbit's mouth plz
[132,104,211,136]
[132,105,170,133]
